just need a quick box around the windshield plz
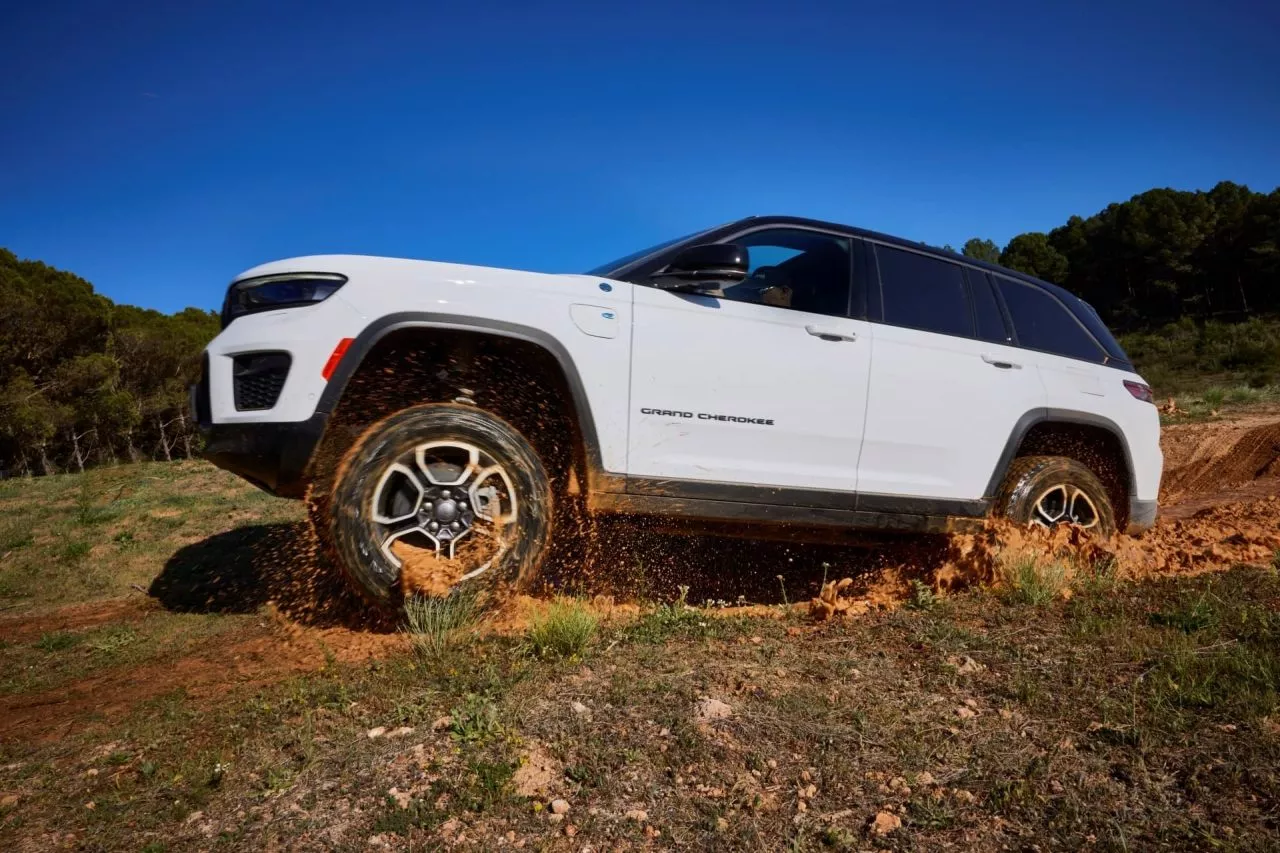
[583,227,715,278]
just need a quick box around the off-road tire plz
[996,455,1117,536]
[318,403,553,610]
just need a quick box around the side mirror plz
[650,243,749,292]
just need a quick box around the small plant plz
[907,579,938,611]
[87,625,138,654]
[403,589,480,659]
[1149,593,1216,634]
[776,574,789,606]
[74,478,116,526]
[1200,387,1227,411]
[36,631,83,652]
[113,530,136,547]
[999,553,1069,606]
[524,598,597,660]
[59,541,92,561]
[449,693,503,743]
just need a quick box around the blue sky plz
[2,0,1278,314]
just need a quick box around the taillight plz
[1124,380,1154,404]
[322,338,355,381]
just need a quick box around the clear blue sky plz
[2,0,1278,314]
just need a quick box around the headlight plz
[222,273,347,328]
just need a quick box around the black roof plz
[731,215,1069,297]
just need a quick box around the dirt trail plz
[0,596,155,643]
[0,607,407,743]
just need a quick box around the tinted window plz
[996,277,1106,362]
[967,269,1010,343]
[718,229,852,317]
[875,245,972,337]
[1058,291,1131,365]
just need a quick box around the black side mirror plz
[650,243,749,291]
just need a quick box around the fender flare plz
[316,311,607,481]
[983,408,1136,499]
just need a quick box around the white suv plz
[195,216,1162,608]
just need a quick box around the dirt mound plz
[1160,416,1280,504]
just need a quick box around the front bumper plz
[199,415,327,498]
[1126,498,1158,535]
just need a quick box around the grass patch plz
[1,528,35,551]
[1149,592,1217,633]
[403,589,480,659]
[524,597,597,659]
[999,553,1069,606]
[58,540,92,561]
[36,630,84,652]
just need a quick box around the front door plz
[626,227,872,494]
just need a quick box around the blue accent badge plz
[599,282,613,292]
[602,312,615,320]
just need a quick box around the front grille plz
[232,352,291,411]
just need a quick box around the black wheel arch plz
[314,312,610,490]
[984,408,1137,499]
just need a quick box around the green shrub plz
[524,598,597,660]
[403,590,480,659]
[999,554,1069,606]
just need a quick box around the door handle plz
[805,325,857,342]
[981,353,1021,369]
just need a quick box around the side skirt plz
[589,491,986,535]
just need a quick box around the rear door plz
[992,275,1113,407]
[626,226,873,493]
[855,246,1046,506]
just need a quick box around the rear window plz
[1061,293,1132,367]
[875,245,972,338]
[995,277,1106,363]
[967,269,1010,344]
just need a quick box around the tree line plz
[1,179,1277,476]
[0,249,218,476]
[954,181,1280,331]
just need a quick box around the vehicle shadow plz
[153,518,954,628]
[150,522,397,631]
[540,516,952,606]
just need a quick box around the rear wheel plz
[996,455,1117,536]
[318,403,553,610]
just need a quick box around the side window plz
[874,245,972,338]
[719,229,852,317]
[967,269,1011,344]
[995,277,1106,362]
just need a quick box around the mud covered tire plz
[997,455,1117,536]
[320,403,553,610]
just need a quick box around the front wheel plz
[996,455,1117,537]
[322,404,553,609]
